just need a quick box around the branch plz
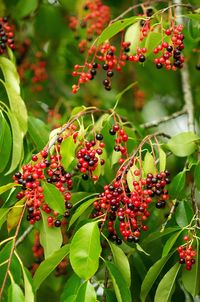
[141,108,187,129]
[16,225,34,247]
[0,205,26,300]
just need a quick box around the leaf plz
[8,282,25,302]
[0,57,20,94]
[154,263,181,302]
[109,241,131,287]
[159,148,166,172]
[6,110,24,175]
[0,112,12,173]
[69,198,95,228]
[142,227,181,245]
[169,171,186,199]
[28,116,49,150]
[60,136,76,171]
[166,132,200,157]
[76,281,96,302]
[182,239,200,297]
[175,201,193,227]
[185,14,200,22]
[42,182,65,214]
[126,164,140,191]
[145,32,163,56]
[33,244,70,290]
[136,243,150,256]
[0,208,9,229]
[106,261,131,302]
[140,255,171,302]
[7,198,25,233]
[143,151,157,176]
[194,161,200,191]
[97,16,139,46]
[162,231,182,257]
[188,19,200,41]
[111,150,121,166]
[124,22,141,54]
[39,211,63,258]
[0,183,20,195]
[69,221,102,280]
[14,0,38,18]
[92,154,102,180]
[60,274,82,302]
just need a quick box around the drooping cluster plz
[69,0,110,53]
[153,25,185,71]
[178,236,196,270]
[0,17,15,54]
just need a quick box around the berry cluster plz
[0,17,15,54]
[92,141,170,244]
[178,236,196,270]
[153,25,185,70]
[76,133,105,181]
[110,124,129,164]
[18,52,48,92]
[69,0,110,53]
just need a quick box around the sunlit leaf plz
[7,198,25,233]
[167,132,200,157]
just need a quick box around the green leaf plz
[39,211,63,258]
[188,19,200,41]
[194,161,200,191]
[142,227,181,245]
[169,171,186,199]
[60,274,82,302]
[143,151,157,176]
[154,263,181,302]
[8,282,25,302]
[166,132,200,157]
[0,183,20,195]
[124,22,141,54]
[7,198,25,233]
[92,154,102,180]
[97,17,139,46]
[175,201,193,227]
[14,0,38,18]
[162,231,182,257]
[69,221,102,280]
[111,150,121,166]
[60,136,76,171]
[106,261,131,302]
[42,182,65,214]
[126,164,140,191]
[140,255,171,302]
[145,32,163,56]
[0,208,9,229]
[182,239,200,297]
[136,243,150,256]
[69,198,95,228]
[76,281,96,302]
[0,112,12,173]
[0,57,20,94]
[33,243,70,290]
[185,14,200,21]
[159,148,166,172]
[109,241,131,287]
[28,116,49,150]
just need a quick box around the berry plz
[96,133,103,141]
[54,220,61,227]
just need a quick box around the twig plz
[16,225,34,247]
[0,204,26,301]
[141,108,187,129]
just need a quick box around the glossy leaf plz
[8,282,25,302]
[60,136,77,171]
[154,263,181,302]
[28,116,49,150]
[143,151,157,176]
[60,274,82,302]
[76,281,96,302]
[175,201,193,227]
[106,261,131,302]
[39,211,63,258]
[169,171,186,199]
[33,243,70,290]
[109,241,131,287]
[42,182,65,214]
[136,243,150,256]
[124,22,141,54]
[0,112,12,173]
[159,148,166,172]
[167,132,200,157]
[162,231,182,257]
[69,221,102,280]
[0,183,20,195]
[7,198,25,232]
[182,240,200,297]
[97,16,139,46]
[140,255,171,302]
[69,198,95,228]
